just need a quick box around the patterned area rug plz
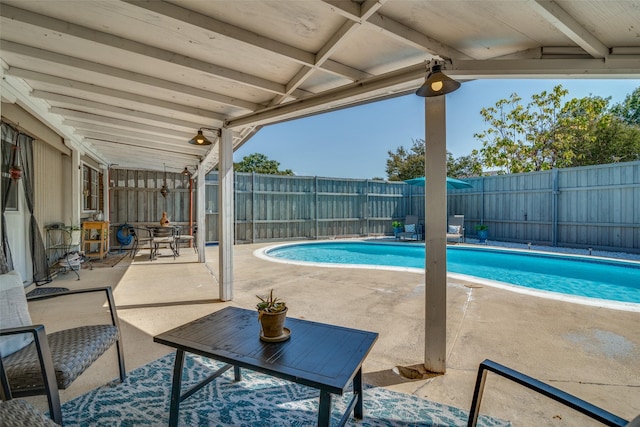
[60,353,510,426]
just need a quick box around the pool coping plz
[254,240,640,313]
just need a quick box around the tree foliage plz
[384,85,638,179]
[234,153,294,175]
[386,139,425,181]
[475,84,640,173]
[385,139,482,180]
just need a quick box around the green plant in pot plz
[475,224,489,243]
[392,221,404,237]
[256,289,288,340]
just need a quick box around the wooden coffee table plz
[154,306,378,426]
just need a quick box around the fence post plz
[552,168,559,247]
[481,176,485,227]
[315,176,319,240]
[252,172,256,243]
[365,179,370,237]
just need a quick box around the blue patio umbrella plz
[404,176,473,189]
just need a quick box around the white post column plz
[424,95,447,373]
[70,145,81,226]
[218,128,234,301]
[101,165,109,221]
[196,164,206,262]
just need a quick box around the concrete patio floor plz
[24,241,640,426]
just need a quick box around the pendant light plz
[188,127,220,146]
[416,61,460,97]
[160,163,169,198]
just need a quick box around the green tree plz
[234,153,294,175]
[386,139,483,180]
[475,85,639,173]
[611,87,640,126]
[475,87,579,173]
[447,150,483,178]
[385,139,425,181]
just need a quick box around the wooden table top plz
[154,306,378,394]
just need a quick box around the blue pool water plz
[265,242,640,305]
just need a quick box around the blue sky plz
[234,79,640,179]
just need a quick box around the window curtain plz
[0,121,49,283]
[1,122,16,272]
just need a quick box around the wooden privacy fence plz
[448,161,639,253]
[110,161,640,253]
[231,174,405,242]
[109,169,196,241]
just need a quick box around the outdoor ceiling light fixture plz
[188,127,220,146]
[416,60,460,97]
[160,163,169,198]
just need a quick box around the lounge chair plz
[468,359,632,426]
[397,215,422,241]
[446,214,465,243]
[0,270,126,424]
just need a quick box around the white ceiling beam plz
[227,63,425,128]
[87,147,200,170]
[321,0,468,59]
[87,139,200,161]
[8,68,226,124]
[530,0,609,59]
[0,5,302,98]
[270,19,362,106]
[0,41,259,112]
[63,121,192,145]
[80,131,204,155]
[448,58,640,78]
[32,91,215,131]
[268,0,384,107]
[1,69,105,159]
[51,108,195,139]
[122,0,367,82]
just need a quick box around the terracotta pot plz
[258,307,287,338]
[9,166,22,180]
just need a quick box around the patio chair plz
[0,399,60,426]
[468,359,632,427]
[397,215,422,241]
[151,226,177,259]
[446,215,465,243]
[128,226,154,259]
[176,225,197,255]
[0,270,126,425]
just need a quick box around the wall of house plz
[2,103,74,281]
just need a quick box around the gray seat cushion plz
[0,399,59,426]
[3,325,119,392]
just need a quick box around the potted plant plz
[475,224,489,243]
[256,289,288,340]
[392,221,404,238]
[9,164,22,181]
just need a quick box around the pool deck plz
[26,240,640,426]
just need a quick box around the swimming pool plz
[260,241,640,309]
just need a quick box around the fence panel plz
[110,161,639,253]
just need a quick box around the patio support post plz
[101,164,109,222]
[423,95,447,374]
[70,145,81,226]
[196,164,206,262]
[218,127,234,301]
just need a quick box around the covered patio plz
[2,1,639,424]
